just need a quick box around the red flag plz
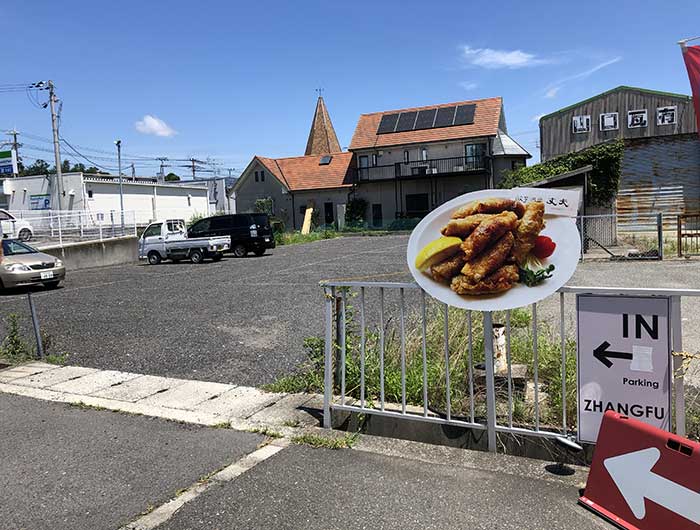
[682,44,700,133]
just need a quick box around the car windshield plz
[2,239,38,255]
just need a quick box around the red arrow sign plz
[581,411,700,530]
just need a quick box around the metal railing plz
[356,155,486,182]
[2,210,138,248]
[677,213,700,257]
[577,212,663,261]
[321,281,695,452]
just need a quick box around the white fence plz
[4,210,138,248]
[9,207,209,228]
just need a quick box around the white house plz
[2,172,210,224]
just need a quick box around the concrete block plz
[196,386,283,419]
[247,393,320,427]
[9,366,98,388]
[91,375,187,402]
[139,380,234,410]
[0,363,59,383]
[48,370,141,395]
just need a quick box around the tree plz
[164,172,180,181]
[61,159,71,173]
[21,159,50,176]
[70,163,87,173]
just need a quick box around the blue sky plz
[4,0,699,174]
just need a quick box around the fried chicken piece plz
[461,232,514,283]
[512,201,545,264]
[461,211,518,261]
[430,253,466,284]
[451,265,520,295]
[451,198,526,219]
[441,214,494,237]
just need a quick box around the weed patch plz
[291,432,358,449]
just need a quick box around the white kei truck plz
[138,219,231,265]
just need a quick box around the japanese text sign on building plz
[577,295,671,444]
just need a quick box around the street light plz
[114,139,124,231]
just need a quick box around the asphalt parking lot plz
[2,234,700,388]
[0,235,411,387]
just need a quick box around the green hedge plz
[499,139,624,206]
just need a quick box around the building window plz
[371,153,378,167]
[464,143,485,170]
[511,160,525,170]
[87,189,93,199]
[260,170,265,182]
[187,195,192,206]
[299,206,306,215]
[421,148,428,162]
[404,150,409,163]
[254,171,259,182]
[405,193,429,218]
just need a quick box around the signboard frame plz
[576,294,672,444]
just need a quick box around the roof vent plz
[319,155,333,165]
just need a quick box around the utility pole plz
[115,140,124,230]
[191,158,196,179]
[7,129,21,176]
[227,168,234,178]
[157,157,168,182]
[48,80,64,210]
[131,162,135,180]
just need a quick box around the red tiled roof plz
[348,97,502,150]
[256,152,354,192]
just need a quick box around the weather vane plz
[315,87,324,96]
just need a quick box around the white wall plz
[4,173,84,211]
[84,180,208,224]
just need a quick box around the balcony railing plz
[355,155,486,182]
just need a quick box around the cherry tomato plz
[533,235,556,259]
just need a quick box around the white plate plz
[406,189,581,311]
[40,271,54,280]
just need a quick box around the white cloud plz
[459,81,478,90]
[460,45,551,69]
[542,57,622,98]
[135,115,177,137]
[545,86,561,99]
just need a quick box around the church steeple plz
[304,94,342,156]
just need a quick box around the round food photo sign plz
[406,188,581,311]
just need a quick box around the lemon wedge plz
[414,236,462,271]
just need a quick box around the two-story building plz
[348,98,529,226]
[233,95,530,229]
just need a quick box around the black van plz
[188,213,275,257]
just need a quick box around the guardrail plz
[320,281,696,452]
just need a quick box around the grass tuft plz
[291,432,358,449]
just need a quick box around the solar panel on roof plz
[454,104,476,126]
[395,111,418,132]
[414,108,438,130]
[376,113,400,134]
[434,106,456,128]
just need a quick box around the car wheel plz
[18,228,32,242]
[212,253,223,262]
[44,281,60,290]
[254,249,265,257]
[147,251,162,265]
[190,249,204,264]
[233,244,247,258]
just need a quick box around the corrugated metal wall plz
[617,134,700,228]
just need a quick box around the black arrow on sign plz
[594,341,633,368]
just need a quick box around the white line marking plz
[120,439,289,530]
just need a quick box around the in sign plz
[577,295,671,444]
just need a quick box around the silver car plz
[0,239,66,290]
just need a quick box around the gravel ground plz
[2,235,699,387]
